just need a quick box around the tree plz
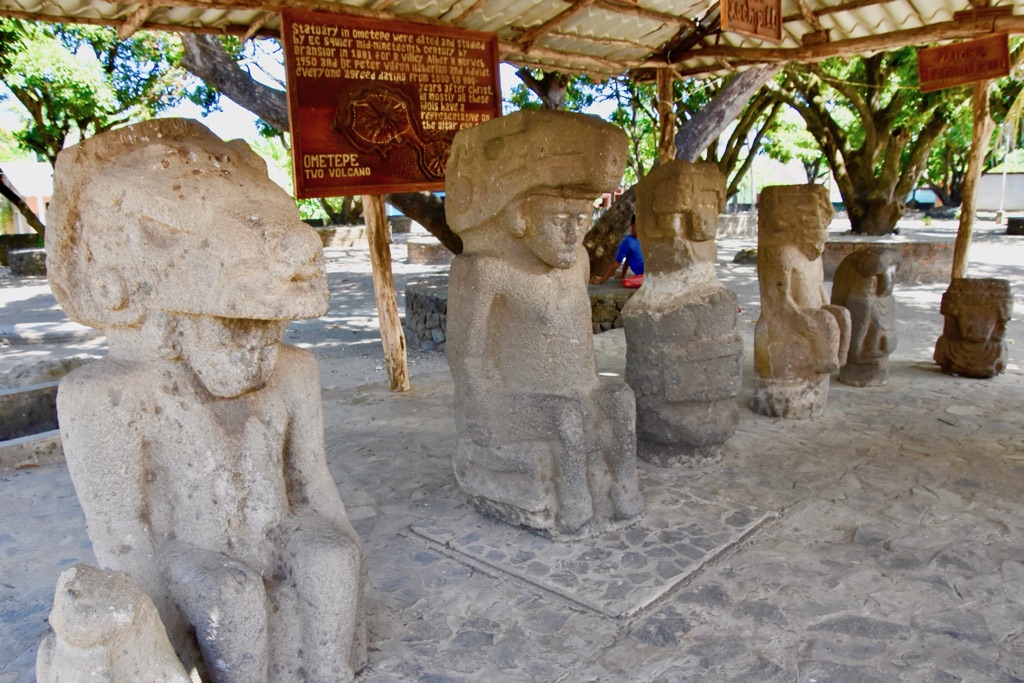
[769,49,965,235]
[760,115,830,183]
[178,35,777,264]
[0,19,213,165]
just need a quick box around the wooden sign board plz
[918,34,1010,93]
[720,0,782,43]
[281,9,501,198]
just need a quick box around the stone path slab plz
[410,474,775,618]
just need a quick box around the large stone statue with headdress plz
[47,119,366,682]
[444,109,644,539]
[621,161,742,464]
[752,184,851,419]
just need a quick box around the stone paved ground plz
[2,217,1023,682]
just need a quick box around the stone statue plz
[621,161,742,464]
[445,109,644,539]
[934,278,1013,378]
[37,565,190,683]
[751,184,851,418]
[46,119,366,682]
[831,247,902,386]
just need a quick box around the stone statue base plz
[839,359,889,386]
[452,380,643,541]
[750,376,829,419]
[624,286,742,466]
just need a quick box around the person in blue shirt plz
[590,214,644,285]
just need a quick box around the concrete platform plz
[1,216,1023,682]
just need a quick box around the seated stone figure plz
[934,278,1013,378]
[37,565,190,683]
[47,119,366,682]
[445,109,644,539]
[751,184,851,419]
[831,247,902,386]
[622,161,742,464]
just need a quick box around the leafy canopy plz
[0,19,217,163]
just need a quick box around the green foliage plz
[505,70,600,112]
[760,114,828,182]
[0,18,216,162]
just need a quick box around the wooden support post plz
[952,80,995,280]
[362,194,411,392]
[657,68,676,164]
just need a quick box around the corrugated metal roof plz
[1,0,1021,78]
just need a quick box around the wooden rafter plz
[447,0,487,26]
[595,0,695,29]
[242,10,274,41]
[782,0,896,23]
[117,3,155,39]
[546,29,654,53]
[659,14,1024,67]
[793,0,825,32]
[517,0,596,48]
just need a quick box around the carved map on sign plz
[282,9,501,198]
[720,0,782,43]
[918,34,1010,93]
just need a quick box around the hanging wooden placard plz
[281,9,501,198]
[918,34,1010,93]
[720,0,782,44]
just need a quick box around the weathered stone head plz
[759,184,833,259]
[634,160,725,276]
[47,118,328,330]
[934,278,1013,378]
[446,109,627,268]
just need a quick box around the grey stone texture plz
[44,119,366,681]
[831,247,902,386]
[405,276,448,352]
[5,212,1024,682]
[7,249,46,277]
[444,109,644,539]
[622,161,742,465]
[934,277,1013,378]
[751,184,851,418]
[36,565,190,682]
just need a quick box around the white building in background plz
[0,162,52,234]
[977,172,1024,213]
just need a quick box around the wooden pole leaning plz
[657,68,677,164]
[952,80,995,280]
[363,194,412,392]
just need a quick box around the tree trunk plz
[179,35,458,249]
[385,191,462,254]
[180,34,290,132]
[516,68,568,110]
[0,181,45,236]
[675,66,781,163]
[585,65,780,277]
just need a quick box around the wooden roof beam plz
[447,0,487,26]
[242,10,273,41]
[118,3,156,39]
[517,0,596,49]
[671,13,1024,66]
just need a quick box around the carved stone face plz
[517,196,592,269]
[794,227,828,261]
[177,316,288,397]
[115,140,328,321]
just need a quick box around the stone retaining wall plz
[317,226,367,248]
[405,277,637,352]
[8,248,46,276]
[405,276,448,352]
[823,240,954,283]
[0,234,41,266]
